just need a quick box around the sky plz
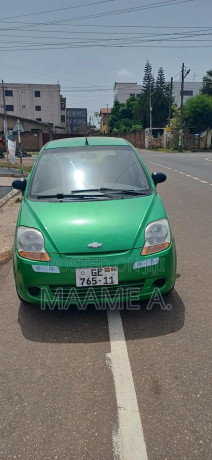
[0,0,212,121]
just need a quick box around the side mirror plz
[152,172,167,186]
[12,178,27,194]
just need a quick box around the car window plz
[29,146,151,197]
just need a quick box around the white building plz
[0,83,66,132]
[114,82,142,103]
[172,81,202,106]
[114,81,202,106]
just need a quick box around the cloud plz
[117,68,133,79]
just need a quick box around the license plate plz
[76,267,118,287]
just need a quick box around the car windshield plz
[29,145,151,199]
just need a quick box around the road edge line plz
[107,309,148,460]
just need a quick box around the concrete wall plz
[112,130,145,149]
[12,132,43,151]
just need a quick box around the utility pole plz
[168,77,173,127]
[2,80,8,155]
[106,103,109,135]
[149,76,152,148]
[179,63,190,151]
[17,119,23,174]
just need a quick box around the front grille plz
[49,280,146,301]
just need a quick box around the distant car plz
[12,137,176,307]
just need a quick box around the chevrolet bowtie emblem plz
[87,242,103,248]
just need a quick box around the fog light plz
[28,286,40,296]
[153,278,166,288]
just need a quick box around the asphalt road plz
[0,152,211,460]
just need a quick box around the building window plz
[181,90,193,96]
[61,115,65,123]
[34,91,40,97]
[22,105,26,109]
[5,90,13,97]
[35,105,41,111]
[130,93,135,97]
[31,128,41,133]
[136,94,141,98]
[6,105,14,111]
[61,99,66,110]
[36,118,42,121]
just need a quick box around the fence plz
[112,130,146,149]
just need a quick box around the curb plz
[0,189,21,208]
[0,173,27,178]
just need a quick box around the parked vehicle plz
[0,137,5,158]
[15,149,32,158]
[0,148,4,159]
[12,137,176,307]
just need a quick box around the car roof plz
[44,136,130,150]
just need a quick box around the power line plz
[0,0,118,22]
[1,23,210,30]
[1,28,212,41]
[0,0,195,31]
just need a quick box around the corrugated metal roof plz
[100,108,112,114]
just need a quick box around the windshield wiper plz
[36,193,100,200]
[36,189,151,200]
[101,188,151,196]
[71,187,151,196]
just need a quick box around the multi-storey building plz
[171,81,202,106]
[99,108,112,134]
[114,81,202,106]
[114,82,142,103]
[66,108,87,135]
[0,83,66,132]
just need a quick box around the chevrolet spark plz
[12,137,176,307]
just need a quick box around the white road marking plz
[205,157,212,161]
[145,160,210,186]
[107,309,148,460]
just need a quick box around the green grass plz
[145,148,189,153]
[0,160,32,173]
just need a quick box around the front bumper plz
[13,243,176,306]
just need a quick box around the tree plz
[108,96,141,133]
[134,92,149,129]
[156,67,166,91]
[152,88,169,127]
[201,70,212,96]
[184,94,212,146]
[142,60,155,94]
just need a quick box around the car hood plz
[20,195,166,254]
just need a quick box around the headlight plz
[17,227,50,261]
[141,218,171,255]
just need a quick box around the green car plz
[12,137,176,308]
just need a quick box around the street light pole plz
[168,77,173,127]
